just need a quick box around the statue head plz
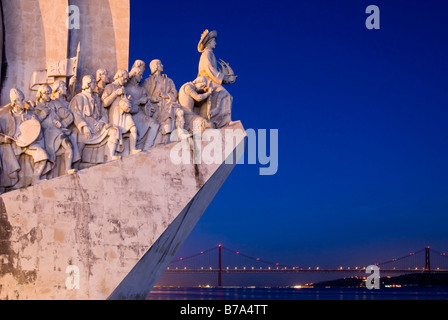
[129,66,144,83]
[206,37,216,50]
[197,29,217,52]
[149,59,163,75]
[10,88,25,108]
[37,85,52,103]
[113,69,129,86]
[51,80,67,97]
[193,76,208,91]
[96,68,110,84]
[82,75,97,91]
[132,60,146,73]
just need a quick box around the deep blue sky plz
[129,0,448,270]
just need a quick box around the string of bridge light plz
[376,247,448,266]
[169,244,297,269]
[375,248,426,266]
[169,245,448,271]
[170,246,218,263]
[169,245,335,270]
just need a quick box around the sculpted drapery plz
[197,30,234,128]
[0,29,237,193]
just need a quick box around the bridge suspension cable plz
[165,244,448,287]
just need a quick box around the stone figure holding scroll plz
[126,64,160,150]
[102,69,141,155]
[197,29,236,128]
[70,75,121,166]
[143,59,185,144]
[35,84,75,176]
[0,88,52,187]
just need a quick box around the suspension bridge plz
[165,245,448,286]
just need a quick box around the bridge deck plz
[165,269,448,274]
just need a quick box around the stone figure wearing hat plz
[0,88,52,188]
[197,29,236,128]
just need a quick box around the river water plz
[146,286,448,300]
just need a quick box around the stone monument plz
[0,1,244,300]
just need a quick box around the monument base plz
[0,122,245,300]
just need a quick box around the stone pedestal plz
[0,122,245,300]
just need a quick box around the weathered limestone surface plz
[0,122,245,300]
[69,0,130,81]
[0,0,130,105]
[108,131,242,300]
[0,2,3,89]
[1,0,48,105]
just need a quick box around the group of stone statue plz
[0,30,236,194]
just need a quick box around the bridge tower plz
[218,244,222,287]
[425,246,431,273]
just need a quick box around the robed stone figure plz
[197,30,236,128]
[126,64,160,150]
[35,84,75,177]
[70,75,121,167]
[0,88,52,190]
[143,59,184,144]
